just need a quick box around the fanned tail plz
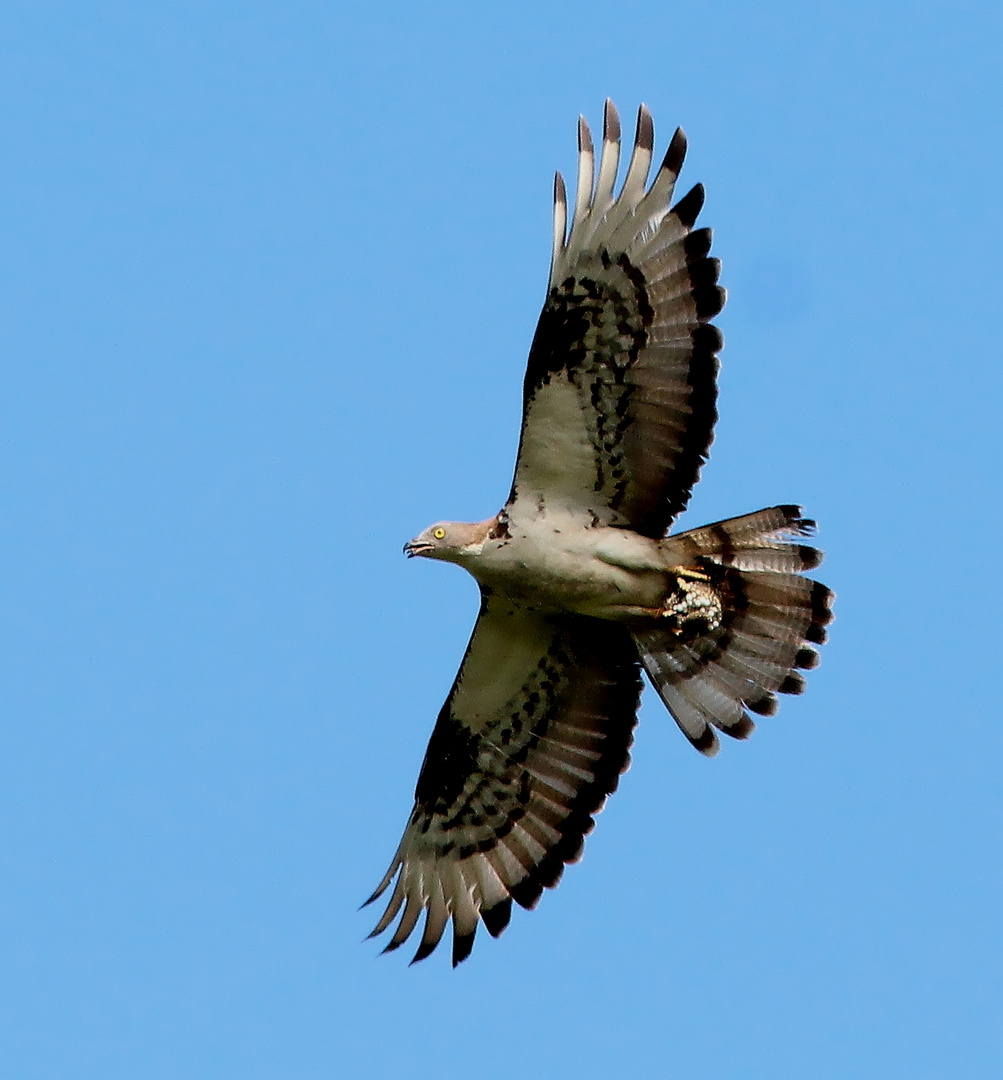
[636,505,833,756]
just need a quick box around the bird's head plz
[403,519,493,563]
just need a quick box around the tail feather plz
[660,505,822,571]
[636,506,833,755]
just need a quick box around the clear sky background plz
[1,2,1001,1077]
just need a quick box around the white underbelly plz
[468,525,667,618]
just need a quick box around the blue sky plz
[1,2,1001,1077]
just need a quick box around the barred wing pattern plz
[508,100,723,537]
[365,595,641,967]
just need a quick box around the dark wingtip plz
[603,98,621,144]
[722,714,756,740]
[673,182,705,228]
[556,832,584,866]
[409,938,437,966]
[451,928,476,967]
[360,888,383,910]
[635,103,654,153]
[693,322,723,354]
[554,170,566,203]
[794,647,820,670]
[688,724,720,757]
[481,898,512,939]
[683,227,713,261]
[797,546,823,571]
[700,286,726,321]
[777,503,803,524]
[510,877,544,911]
[747,691,779,717]
[534,850,569,890]
[578,114,593,153]
[804,583,835,645]
[779,672,806,695]
[692,259,724,319]
[811,582,835,623]
[662,126,687,177]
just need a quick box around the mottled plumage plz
[366,102,833,966]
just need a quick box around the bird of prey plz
[366,101,832,966]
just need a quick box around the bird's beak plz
[403,538,433,558]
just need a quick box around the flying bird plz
[366,101,832,966]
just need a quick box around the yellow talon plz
[675,567,712,583]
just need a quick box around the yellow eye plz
[433,527,446,540]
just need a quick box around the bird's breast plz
[463,521,665,616]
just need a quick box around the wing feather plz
[568,115,595,253]
[508,102,723,537]
[591,99,621,223]
[365,593,641,965]
[551,171,567,277]
[619,104,654,208]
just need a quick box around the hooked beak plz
[403,538,433,558]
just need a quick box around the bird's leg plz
[672,566,713,583]
[658,569,724,635]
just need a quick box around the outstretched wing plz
[365,594,641,966]
[507,101,723,539]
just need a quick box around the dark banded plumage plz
[367,102,832,966]
[640,506,834,755]
[367,599,641,966]
[509,100,723,539]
